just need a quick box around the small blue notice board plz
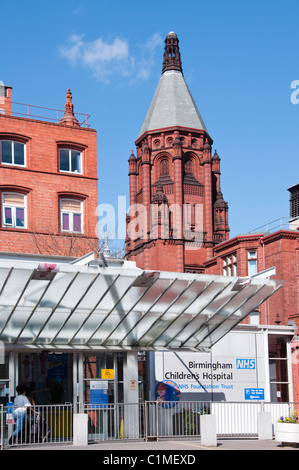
[90,380,108,408]
[244,388,265,400]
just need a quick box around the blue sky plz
[1,0,299,250]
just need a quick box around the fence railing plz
[1,401,299,448]
[211,402,292,436]
[7,101,91,127]
[84,401,298,442]
[0,405,3,450]
[84,402,145,441]
[144,401,210,440]
[3,403,72,447]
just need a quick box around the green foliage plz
[278,411,299,423]
[174,407,209,435]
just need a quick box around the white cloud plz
[59,34,130,82]
[83,37,129,64]
[59,33,163,83]
[135,32,163,81]
[60,34,85,64]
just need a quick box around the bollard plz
[73,413,88,446]
[200,414,217,447]
[257,412,273,440]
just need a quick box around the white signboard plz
[154,330,267,402]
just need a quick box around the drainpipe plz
[260,238,270,324]
[263,329,271,402]
[291,343,299,402]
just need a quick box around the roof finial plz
[162,32,183,75]
[60,88,80,127]
[103,234,111,258]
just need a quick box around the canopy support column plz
[8,351,17,401]
[73,352,84,413]
[123,351,139,438]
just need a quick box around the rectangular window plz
[62,213,70,231]
[1,141,12,163]
[223,253,237,276]
[1,141,25,166]
[73,214,82,232]
[59,149,82,174]
[61,199,83,233]
[15,207,25,227]
[2,193,26,228]
[268,335,290,402]
[249,310,259,325]
[248,251,257,276]
[4,207,12,225]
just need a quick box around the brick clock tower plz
[126,32,229,272]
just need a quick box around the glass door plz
[83,353,118,404]
[0,353,9,405]
[17,352,73,405]
[83,353,122,440]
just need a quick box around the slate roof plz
[137,69,208,139]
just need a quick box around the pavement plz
[3,437,299,451]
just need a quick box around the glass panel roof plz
[0,260,283,351]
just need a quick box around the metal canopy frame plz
[0,259,283,351]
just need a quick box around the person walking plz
[10,384,33,442]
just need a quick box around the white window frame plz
[60,198,83,234]
[59,148,82,174]
[248,250,258,276]
[223,253,237,276]
[249,310,259,325]
[0,140,26,167]
[2,192,27,229]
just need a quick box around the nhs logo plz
[236,359,255,369]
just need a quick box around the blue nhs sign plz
[236,359,255,369]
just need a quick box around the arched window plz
[185,159,193,175]
[160,159,169,176]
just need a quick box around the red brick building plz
[203,188,299,402]
[126,32,299,402]
[0,85,98,257]
[204,228,298,326]
[126,32,229,272]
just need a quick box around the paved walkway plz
[4,437,298,451]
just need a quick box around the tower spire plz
[162,31,183,74]
[60,88,80,127]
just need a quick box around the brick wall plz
[204,231,299,328]
[126,128,229,272]
[0,113,99,257]
[262,232,299,326]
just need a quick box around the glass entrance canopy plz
[0,259,283,351]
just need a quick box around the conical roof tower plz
[137,32,208,140]
[126,32,229,273]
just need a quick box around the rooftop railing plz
[3,101,91,128]
[248,217,298,235]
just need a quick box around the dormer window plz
[59,148,82,174]
[1,140,25,166]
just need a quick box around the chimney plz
[288,183,299,230]
[0,83,12,115]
